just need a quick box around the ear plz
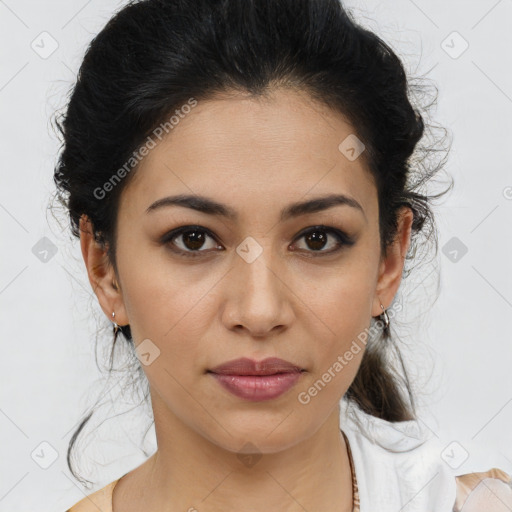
[371,206,414,316]
[79,214,129,326]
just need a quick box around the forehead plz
[120,88,377,222]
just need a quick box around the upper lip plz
[209,357,304,376]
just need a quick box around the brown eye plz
[292,226,354,255]
[162,226,221,257]
[304,230,329,251]
[180,229,207,250]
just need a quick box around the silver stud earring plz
[379,303,390,330]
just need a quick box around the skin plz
[80,87,413,511]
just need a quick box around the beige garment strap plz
[454,467,512,511]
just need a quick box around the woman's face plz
[82,88,411,454]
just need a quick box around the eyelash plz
[160,225,355,258]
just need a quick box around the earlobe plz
[372,207,414,316]
[79,214,129,326]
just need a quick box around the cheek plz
[294,281,372,410]
[308,284,371,373]
[298,252,376,334]
[296,250,377,379]
[117,241,219,341]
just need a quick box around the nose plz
[220,240,294,339]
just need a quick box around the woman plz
[53,0,512,510]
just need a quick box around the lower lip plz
[209,372,303,401]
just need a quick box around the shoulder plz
[340,404,457,510]
[339,399,512,511]
[454,467,512,511]
[66,478,119,512]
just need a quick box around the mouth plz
[208,357,305,376]
[207,357,306,401]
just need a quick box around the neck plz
[113,399,354,512]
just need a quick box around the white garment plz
[339,397,457,511]
[65,395,511,512]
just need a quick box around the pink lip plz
[208,357,305,401]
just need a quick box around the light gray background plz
[1,0,511,510]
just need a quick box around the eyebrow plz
[146,193,366,222]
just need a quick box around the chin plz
[199,417,311,455]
